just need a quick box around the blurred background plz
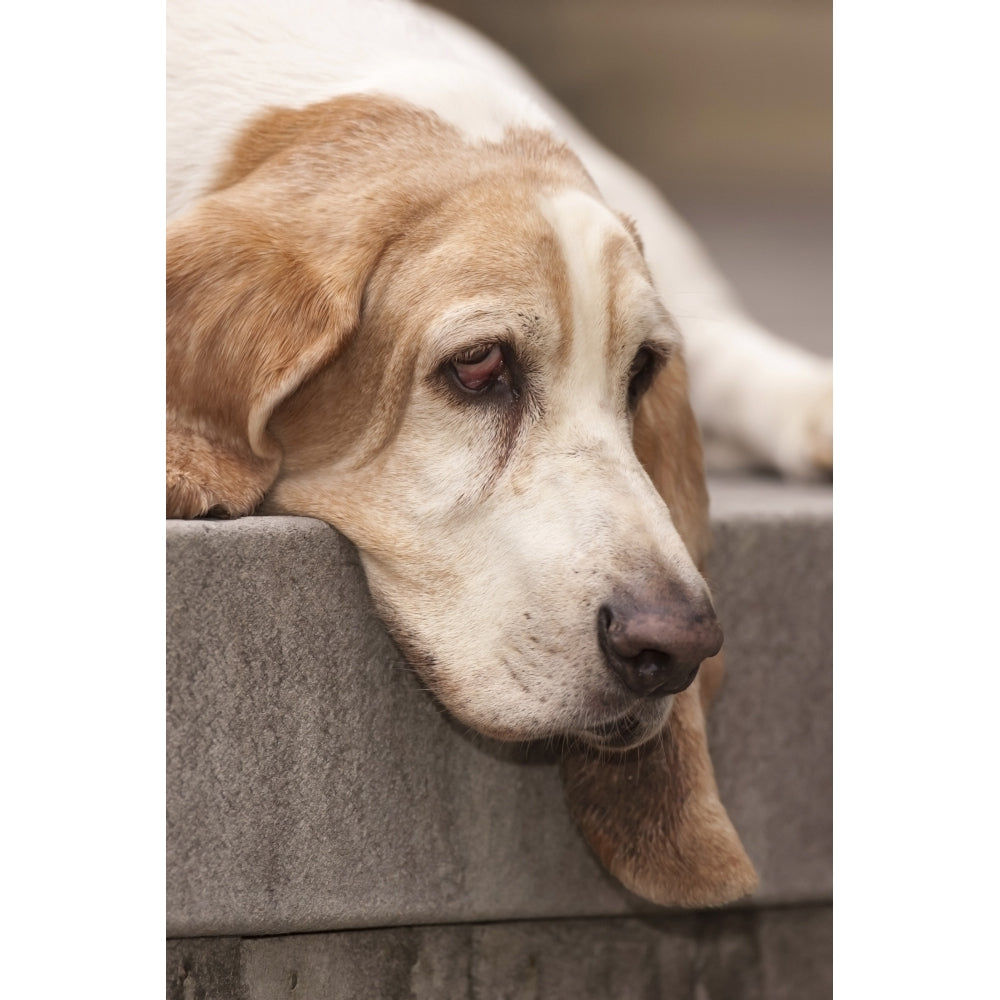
[427,0,832,358]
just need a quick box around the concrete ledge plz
[166,477,831,937]
[167,904,832,1000]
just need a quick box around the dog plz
[167,0,831,907]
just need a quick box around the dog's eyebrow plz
[425,302,538,357]
[601,228,681,354]
[651,294,678,338]
[641,292,679,344]
[615,284,680,364]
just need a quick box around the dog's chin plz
[444,710,668,752]
[573,703,673,753]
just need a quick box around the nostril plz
[633,649,679,694]
[598,604,613,635]
[628,648,697,697]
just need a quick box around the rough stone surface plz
[706,476,833,905]
[167,936,244,1000]
[166,477,831,938]
[166,905,832,1000]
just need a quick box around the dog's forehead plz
[539,188,676,367]
[417,184,674,365]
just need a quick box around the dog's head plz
[167,95,756,906]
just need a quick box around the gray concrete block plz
[167,905,832,1000]
[166,477,830,937]
[167,936,244,1000]
[705,476,833,903]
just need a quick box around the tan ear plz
[561,669,757,907]
[632,347,711,566]
[560,350,757,906]
[166,196,370,518]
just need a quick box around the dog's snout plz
[597,593,723,698]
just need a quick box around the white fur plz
[166,0,551,218]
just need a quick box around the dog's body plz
[167,0,830,906]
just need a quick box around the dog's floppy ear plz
[561,350,758,906]
[166,195,372,518]
[561,670,756,906]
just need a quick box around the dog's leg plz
[579,142,833,478]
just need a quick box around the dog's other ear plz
[166,195,371,518]
[561,350,757,906]
[561,669,757,907]
[632,345,712,567]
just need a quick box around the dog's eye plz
[627,346,660,409]
[452,343,505,392]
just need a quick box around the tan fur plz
[167,92,756,907]
[561,672,758,907]
[634,355,726,712]
[633,353,713,568]
[601,228,661,369]
[168,96,590,517]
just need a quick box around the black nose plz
[597,592,723,698]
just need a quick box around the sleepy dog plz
[167,0,832,907]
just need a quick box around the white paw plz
[766,359,833,479]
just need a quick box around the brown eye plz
[627,346,662,410]
[453,343,504,392]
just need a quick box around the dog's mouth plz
[577,710,661,752]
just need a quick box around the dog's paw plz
[769,359,833,479]
[699,355,832,480]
